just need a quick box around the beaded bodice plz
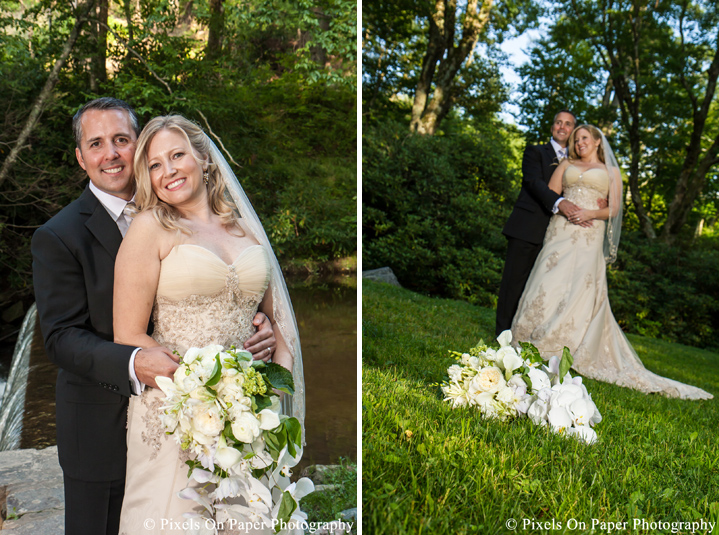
[151,244,270,355]
[562,165,610,210]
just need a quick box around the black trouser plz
[496,237,543,336]
[63,474,125,535]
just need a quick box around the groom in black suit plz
[495,110,582,336]
[31,98,276,535]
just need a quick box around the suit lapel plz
[541,142,559,181]
[78,187,123,258]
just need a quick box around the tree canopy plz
[0,0,356,337]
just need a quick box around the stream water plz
[0,274,357,471]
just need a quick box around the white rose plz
[231,412,261,443]
[460,353,472,365]
[474,366,506,394]
[192,405,223,443]
[496,385,517,405]
[527,399,549,425]
[528,367,551,392]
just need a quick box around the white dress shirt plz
[549,138,568,213]
[88,182,143,395]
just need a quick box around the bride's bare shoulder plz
[123,210,176,253]
[234,218,261,245]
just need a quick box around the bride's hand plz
[568,208,595,228]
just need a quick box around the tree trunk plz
[310,7,330,66]
[409,0,493,135]
[0,1,94,188]
[123,0,134,43]
[206,0,224,62]
[89,0,108,92]
[661,37,719,242]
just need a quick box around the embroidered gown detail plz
[119,244,271,534]
[512,165,712,400]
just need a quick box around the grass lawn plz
[362,280,719,534]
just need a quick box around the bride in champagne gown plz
[113,116,306,534]
[512,125,712,400]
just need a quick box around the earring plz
[203,170,209,185]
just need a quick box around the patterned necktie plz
[119,201,138,237]
[558,148,567,161]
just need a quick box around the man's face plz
[551,112,576,147]
[75,108,137,201]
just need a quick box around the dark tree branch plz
[0,0,95,188]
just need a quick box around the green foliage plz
[301,458,357,525]
[608,232,719,350]
[363,119,519,308]
[517,0,719,237]
[363,280,719,534]
[0,0,355,338]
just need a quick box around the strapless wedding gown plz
[512,165,712,400]
[119,243,271,534]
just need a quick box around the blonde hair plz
[133,115,240,234]
[568,124,605,163]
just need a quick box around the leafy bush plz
[362,120,517,307]
[608,233,719,350]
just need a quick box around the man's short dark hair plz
[553,109,577,126]
[73,97,141,148]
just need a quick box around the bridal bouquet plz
[440,330,602,444]
[156,344,312,533]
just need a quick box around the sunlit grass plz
[362,280,719,535]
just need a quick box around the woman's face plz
[146,128,206,208]
[574,128,601,160]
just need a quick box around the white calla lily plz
[496,329,512,347]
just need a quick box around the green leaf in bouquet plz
[520,341,543,365]
[263,363,295,395]
[206,354,222,386]
[275,491,298,530]
[285,417,302,451]
[185,459,203,479]
[264,429,283,456]
[522,374,532,390]
[559,347,574,380]
[254,394,273,412]
[223,422,238,444]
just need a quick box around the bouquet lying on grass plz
[157,344,313,531]
[440,330,602,444]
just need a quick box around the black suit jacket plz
[502,141,562,245]
[31,186,135,482]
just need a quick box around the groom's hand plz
[558,199,580,218]
[559,199,593,228]
[135,346,179,389]
[245,312,277,362]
